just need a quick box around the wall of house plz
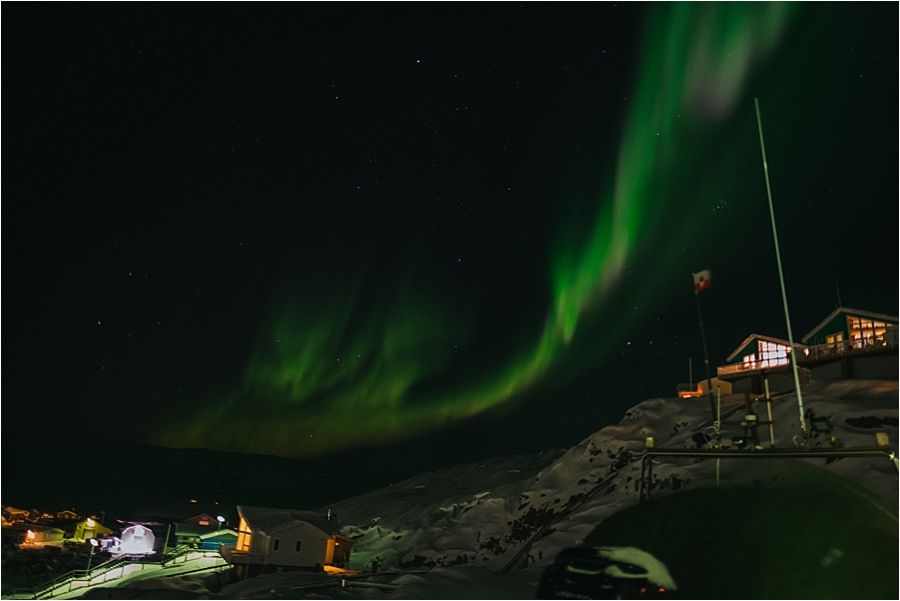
[731,370,807,395]
[253,522,332,568]
[728,339,758,364]
[810,360,844,382]
[851,356,898,380]
[806,314,848,344]
[810,355,898,381]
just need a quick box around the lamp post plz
[86,539,99,578]
[216,515,225,531]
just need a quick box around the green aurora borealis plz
[155,4,801,457]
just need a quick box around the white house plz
[221,505,355,578]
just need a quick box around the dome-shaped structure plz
[117,524,156,556]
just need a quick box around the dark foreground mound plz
[582,472,898,599]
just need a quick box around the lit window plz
[847,316,892,347]
[757,341,788,368]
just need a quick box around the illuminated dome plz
[118,524,156,556]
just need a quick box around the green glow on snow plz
[154,4,796,457]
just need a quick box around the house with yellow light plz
[221,505,355,578]
[716,334,810,394]
[74,517,113,540]
[798,307,898,380]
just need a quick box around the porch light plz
[86,518,95,528]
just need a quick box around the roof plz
[237,505,339,536]
[200,528,238,540]
[726,334,805,363]
[174,522,219,536]
[184,513,218,524]
[802,307,899,344]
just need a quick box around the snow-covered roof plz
[237,505,338,536]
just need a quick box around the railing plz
[717,360,790,377]
[800,337,898,364]
[3,547,226,600]
[638,446,897,502]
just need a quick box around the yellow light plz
[27,530,35,539]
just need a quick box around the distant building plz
[23,526,65,545]
[74,517,113,541]
[716,334,809,394]
[184,513,218,527]
[676,378,732,398]
[221,505,355,578]
[798,307,898,380]
[2,506,29,523]
[173,522,238,551]
[107,524,156,556]
[55,510,79,521]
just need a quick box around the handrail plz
[639,446,897,502]
[800,338,897,363]
[5,547,224,600]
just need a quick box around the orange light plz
[190,499,198,503]
[27,530,35,540]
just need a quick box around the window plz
[272,539,280,551]
[295,540,303,552]
[848,316,891,347]
[758,340,789,368]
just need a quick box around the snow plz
[84,379,897,599]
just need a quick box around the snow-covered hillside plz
[218,379,897,599]
[330,380,897,575]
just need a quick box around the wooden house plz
[2,506,29,523]
[24,526,65,545]
[799,307,898,380]
[185,513,218,527]
[221,505,355,578]
[74,517,113,540]
[716,334,809,394]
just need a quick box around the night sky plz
[4,4,896,471]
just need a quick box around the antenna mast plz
[754,98,808,441]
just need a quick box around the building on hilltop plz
[716,334,810,394]
[797,307,898,380]
[221,505,355,578]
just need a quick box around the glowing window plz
[848,316,891,346]
[236,517,252,552]
[757,341,788,368]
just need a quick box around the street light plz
[216,515,225,531]
[86,538,99,576]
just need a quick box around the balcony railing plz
[800,337,898,363]
[717,360,790,378]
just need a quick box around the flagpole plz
[754,98,808,442]
[693,278,717,428]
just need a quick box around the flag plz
[693,270,712,293]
